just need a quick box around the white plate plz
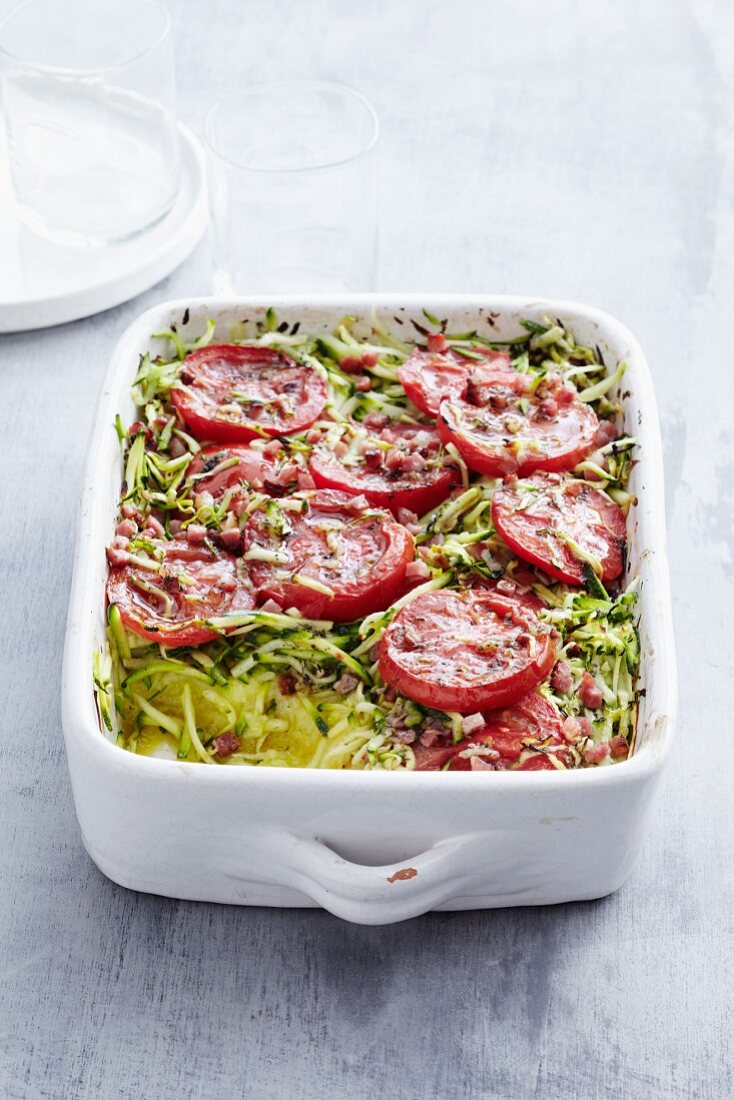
[0,121,207,333]
[62,295,677,925]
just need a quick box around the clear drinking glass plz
[0,0,180,245]
[205,81,379,294]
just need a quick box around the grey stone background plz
[1,1,732,1097]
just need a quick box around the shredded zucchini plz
[94,311,639,770]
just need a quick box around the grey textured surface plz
[1,1,732,1097]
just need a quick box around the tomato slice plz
[308,420,460,517]
[492,473,626,586]
[379,587,557,714]
[171,345,328,443]
[242,490,414,621]
[438,371,598,476]
[398,344,513,417]
[413,691,566,770]
[107,536,255,646]
[187,442,312,500]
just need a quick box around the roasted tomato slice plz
[398,339,513,417]
[107,536,255,646]
[308,419,461,517]
[438,370,598,476]
[242,489,414,622]
[413,692,567,771]
[187,442,313,500]
[378,587,556,714]
[492,473,626,586]
[171,344,328,443]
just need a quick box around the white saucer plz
[0,121,207,333]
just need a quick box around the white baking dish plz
[61,295,676,925]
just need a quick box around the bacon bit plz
[397,507,419,526]
[427,332,448,354]
[334,440,349,458]
[461,713,485,737]
[361,447,382,469]
[144,516,166,538]
[562,715,593,743]
[362,412,390,430]
[168,436,187,459]
[334,672,360,695]
[594,419,618,448]
[470,756,496,771]
[279,674,296,695]
[259,598,284,614]
[387,867,417,883]
[405,559,431,585]
[115,518,137,538]
[306,429,323,444]
[219,528,241,551]
[579,671,603,710]
[355,376,372,392]
[121,503,143,521]
[419,727,444,747]
[106,546,131,568]
[610,735,629,760]
[296,469,315,490]
[551,660,573,694]
[264,439,283,457]
[583,740,610,764]
[186,524,208,544]
[169,519,182,535]
[213,732,240,758]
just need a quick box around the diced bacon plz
[579,671,603,709]
[610,735,630,760]
[583,740,610,764]
[264,439,283,457]
[470,757,496,771]
[219,528,241,550]
[334,672,360,694]
[361,447,382,469]
[145,516,166,538]
[562,715,593,743]
[405,560,431,585]
[213,732,240,758]
[396,508,419,527]
[461,713,485,737]
[259,598,284,613]
[427,333,448,354]
[115,518,137,538]
[551,660,573,694]
[594,419,619,448]
[355,376,372,392]
[296,469,316,490]
[169,519,182,535]
[186,524,208,544]
[334,441,348,458]
[400,452,425,473]
[419,727,445,748]
[168,436,187,459]
[362,412,389,429]
[306,429,323,444]
[106,546,131,568]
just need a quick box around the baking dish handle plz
[230,832,496,924]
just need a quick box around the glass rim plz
[0,0,171,77]
[204,80,379,175]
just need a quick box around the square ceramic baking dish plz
[61,295,677,925]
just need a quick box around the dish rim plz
[62,292,677,791]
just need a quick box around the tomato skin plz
[413,691,566,771]
[242,490,414,622]
[492,473,626,586]
[170,344,328,444]
[437,371,598,477]
[107,537,255,646]
[308,421,460,517]
[379,588,557,715]
[398,346,513,417]
[187,443,310,499]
